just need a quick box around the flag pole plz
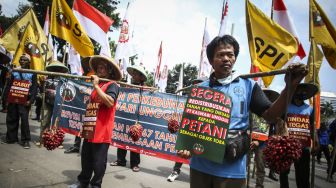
[11,68,158,91]
[230,23,235,36]
[309,1,316,187]
[198,18,207,78]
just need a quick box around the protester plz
[110,64,147,172]
[328,119,336,180]
[32,78,44,121]
[2,53,37,149]
[70,55,121,188]
[317,122,331,171]
[177,35,308,188]
[250,89,280,188]
[279,83,319,188]
[35,60,69,146]
[0,45,12,113]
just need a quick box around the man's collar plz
[209,72,239,87]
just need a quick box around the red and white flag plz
[115,2,136,60]
[198,18,212,78]
[155,41,163,86]
[73,0,114,57]
[43,6,55,61]
[218,0,229,36]
[272,0,306,59]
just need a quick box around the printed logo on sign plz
[60,82,76,102]
[193,143,204,155]
[233,86,244,96]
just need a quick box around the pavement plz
[0,108,335,188]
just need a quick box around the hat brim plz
[89,55,122,81]
[81,56,92,75]
[46,61,69,73]
[296,83,318,100]
[127,67,147,82]
[263,89,280,103]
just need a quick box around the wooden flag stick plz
[12,68,158,91]
[175,68,288,94]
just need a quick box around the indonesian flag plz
[218,0,229,36]
[43,6,56,61]
[272,0,306,59]
[73,0,114,57]
[198,18,212,78]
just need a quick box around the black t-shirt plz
[106,82,119,101]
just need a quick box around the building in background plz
[321,91,336,111]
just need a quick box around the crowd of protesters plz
[0,34,336,188]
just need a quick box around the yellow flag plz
[0,8,53,64]
[12,23,44,71]
[304,40,323,90]
[50,0,94,56]
[310,0,336,69]
[246,0,298,87]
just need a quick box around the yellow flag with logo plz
[50,0,94,56]
[310,0,336,69]
[304,40,323,90]
[12,23,44,71]
[246,0,298,87]
[0,8,53,65]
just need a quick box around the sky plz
[1,0,335,93]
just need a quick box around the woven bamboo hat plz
[127,65,147,82]
[89,55,122,81]
[46,60,69,73]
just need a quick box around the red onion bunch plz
[263,135,302,173]
[129,123,143,142]
[167,118,179,133]
[42,127,65,150]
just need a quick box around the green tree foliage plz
[166,63,198,93]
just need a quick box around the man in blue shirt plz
[177,35,308,188]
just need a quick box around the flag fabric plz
[43,6,55,61]
[68,45,83,75]
[155,41,163,85]
[0,8,53,64]
[304,40,323,89]
[272,0,306,59]
[115,2,136,60]
[50,0,94,57]
[177,64,184,95]
[198,18,212,79]
[310,0,336,69]
[12,23,44,71]
[246,0,298,87]
[158,64,168,92]
[249,64,260,81]
[218,0,229,36]
[73,0,114,57]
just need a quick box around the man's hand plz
[285,63,308,88]
[250,140,259,150]
[177,150,192,159]
[91,75,100,87]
